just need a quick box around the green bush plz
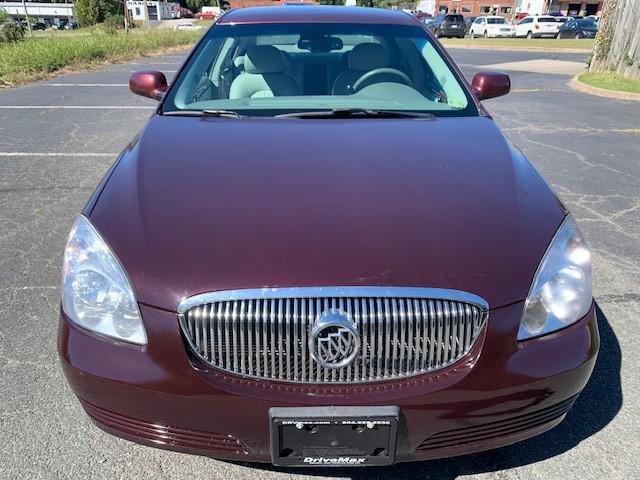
[1,21,25,43]
[103,14,124,34]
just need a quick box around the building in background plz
[416,0,436,15]
[546,0,602,16]
[516,0,602,16]
[126,1,180,21]
[0,1,74,24]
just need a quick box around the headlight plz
[61,216,147,345]
[518,215,592,341]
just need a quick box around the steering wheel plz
[352,68,413,92]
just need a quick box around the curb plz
[569,74,640,102]
[441,44,592,54]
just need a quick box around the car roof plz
[218,6,419,25]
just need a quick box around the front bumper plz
[58,301,598,464]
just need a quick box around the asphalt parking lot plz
[1,46,638,480]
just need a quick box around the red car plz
[195,11,217,20]
[59,6,598,467]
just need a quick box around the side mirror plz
[129,70,168,100]
[471,71,511,101]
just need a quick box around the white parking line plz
[44,83,129,87]
[0,152,117,157]
[0,105,153,109]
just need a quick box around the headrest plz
[244,45,286,74]
[233,55,245,68]
[348,43,388,71]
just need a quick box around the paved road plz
[0,46,637,480]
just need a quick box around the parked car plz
[428,13,466,38]
[515,15,560,38]
[31,21,47,30]
[63,21,78,30]
[558,18,598,39]
[51,20,67,30]
[195,11,217,20]
[173,22,202,31]
[469,16,515,38]
[584,15,599,24]
[59,5,598,468]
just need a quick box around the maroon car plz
[59,6,598,467]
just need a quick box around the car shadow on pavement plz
[239,302,621,480]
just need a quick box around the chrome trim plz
[177,287,489,313]
[177,286,489,384]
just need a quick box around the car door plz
[559,19,575,38]
[480,17,487,35]
[516,18,530,37]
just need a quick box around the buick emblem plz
[310,310,360,369]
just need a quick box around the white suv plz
[469,16,515,38]
[515,15,560,38]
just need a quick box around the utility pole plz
[123,0,130,33]
[142,0,150,27]
[20,0,33,38]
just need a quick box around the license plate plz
[270,406,399,467]
[451,25,458,28]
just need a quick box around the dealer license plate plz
[270,406,399,467]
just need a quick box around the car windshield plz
[162,23,474,117]
[538,17,557,22]
[487,18,508,24]
[445,15,463,21]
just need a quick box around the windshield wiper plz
[162,109,245,118]
[276,108,434,119]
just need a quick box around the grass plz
[0,28,202,86]
[577,71,640,94]
[440,37,594,51]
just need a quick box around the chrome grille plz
[178,287,488,384]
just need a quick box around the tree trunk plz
[590,0,640,79]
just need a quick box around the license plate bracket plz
[270,406,399,467]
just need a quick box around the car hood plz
[89,115,565,312]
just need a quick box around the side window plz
[473,18,482,24]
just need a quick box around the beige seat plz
[229,45,300,99]
[331,43,389,95]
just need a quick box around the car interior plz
[170,26,469,111]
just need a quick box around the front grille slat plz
[179,287,488,384]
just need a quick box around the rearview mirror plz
[298,35,344,52]
[129,70,168,100]
[471,71,511,100]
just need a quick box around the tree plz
[186,0,211,13]
[75,0,105,26]
[590,0,640,79]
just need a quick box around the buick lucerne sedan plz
[58,6,598,467]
